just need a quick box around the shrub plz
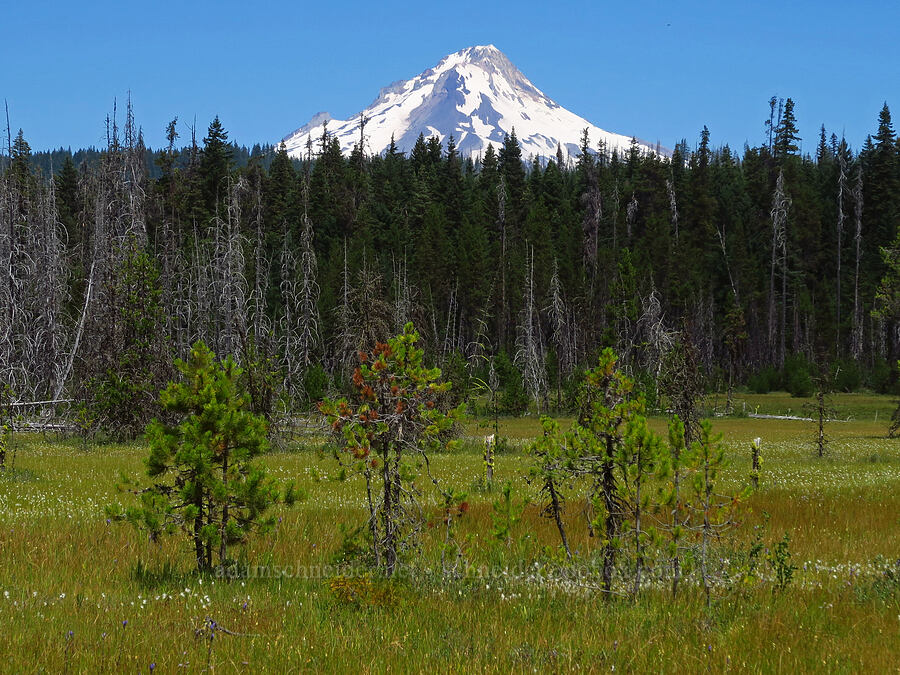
[302,364,330,406]
[747,366,780,394]
[866,358,894,394]
[831,358,862,392]
[783,355,814,397]
[495,350,529,415]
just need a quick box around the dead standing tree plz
[768,169,790,368]
[625,192,638,243]
[851,166,865,360]
[207,178,249,362]
[332,250,393,385]
[392,252,413,333]
[769,170,791,367]
[75,99,151,403]
[278,205,319,402]
[515,245,547,412]
[0,161,69,402]
[836,150,848,356]
[295,200,320,371]
[333,240,355,381]
[546,258,575,409]
[279,225,302,397]
[666,176,679,245]
[248,174,273,353]
[635,289,674,406]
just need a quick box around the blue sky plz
[4,0,898,154]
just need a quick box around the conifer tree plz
[116,342,278,573]
[774,98,801,160]
[200,116,234,218]
[319,323,464,576]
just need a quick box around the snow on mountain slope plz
[281,45,661,161]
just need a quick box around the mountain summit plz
[281,45,659,161]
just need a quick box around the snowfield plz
[281,45,662,162]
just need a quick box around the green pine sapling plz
[440,486,470,579]
[618,415,664,598]
[111,341,282,574]
[490,481,527,552]
[663,416,688,598]
[686,420,749,607]
[574,348,645,596]
[803,373,835,457]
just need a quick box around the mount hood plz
[281,45,660,161]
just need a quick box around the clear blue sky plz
[4,0,898,154]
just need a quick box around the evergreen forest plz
[4,97,900,431]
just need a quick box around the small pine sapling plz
[111,341,278,574]
[803,372,835,457]
[490,481,528,553]
[319,323,464,577]
[0,385,14,469]
[439,487,470,579]
[618,415,664,598]
[685,420,749,607]
[574,348,645,596]
[662,416,688,598]
[0,422,7,470]
[528,416,573,559]
[768,533,797,593]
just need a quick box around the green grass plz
[1,398,899,672]
[727,391,897,420]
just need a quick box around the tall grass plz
[0,409,898,672]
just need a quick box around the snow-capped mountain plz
[281,45,660,161]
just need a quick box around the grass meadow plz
[1,392,898,672]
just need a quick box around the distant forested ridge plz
[3,97,900,428]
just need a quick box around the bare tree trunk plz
[54,261,95,400]
[632,459,643,599]
[515,246,546,411]
[851,167,864,359]
[546,258,570,409]
[836,152,847,355]
[497,174,507,348]
[671,458,681,598]
[625,192,638,242]
[770,170,790,367]
[667,177,679,245]
[601,437,619,596]
[382,444,397,577]
[219,448,229,566]
[547,477,572,559]
[363,465,380,568]
[701,453,712,608]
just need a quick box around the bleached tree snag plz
[666,177,679,245]
[54,261,95,401]
[515,246,547,411]
[769,169,790,367]
[851,167,864,360]
[836,150,848,355]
